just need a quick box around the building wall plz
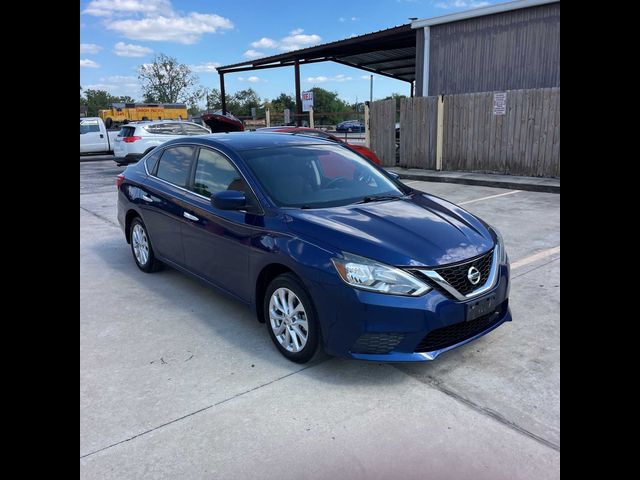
[427,2,559,95]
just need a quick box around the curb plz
[393,172,560,194]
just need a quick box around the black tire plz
[129,217,162,273]
[264,273,320,363]
[105,117,113,129]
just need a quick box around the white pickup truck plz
[80,117,120,154]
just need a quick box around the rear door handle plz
[142,194,153,202]
[183,212,199,221]
[100,134,104,138]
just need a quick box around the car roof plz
[163,131,338,152]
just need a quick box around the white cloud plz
[238,76,264,83]
[243,49,264,59]
[190,62,221,73]
[279,30,322,51]
[83,75,141,97]
[250,37,278,49]
[248,29,322,53]
[306,76,328,83]
[80,43,102,55]
[83,0,172,17]
[361,75,371,79]
[104,75,137,83]
[107,13,233,44]
[80,59,100,68]
[339,17,346,22]
[339,16,358,22]
[113,42,152,57]
[351,16,358,21]
[305,74,352,83]
[435,0,490,8]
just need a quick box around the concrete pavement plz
[80,162,560,479]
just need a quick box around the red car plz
[257,127,381,165]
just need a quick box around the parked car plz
[80,117,120,154]
[257,126,381,165]
[336,120,365,133]
[113,120,211,166]
[117,133,511,363]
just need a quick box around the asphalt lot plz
[80,157,560,479]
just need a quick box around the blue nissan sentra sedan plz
[117,133,511,363]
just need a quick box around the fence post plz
[265,109,270,127]
[309,107,314,128]
[436,95,444,171]
[364,102,370,148]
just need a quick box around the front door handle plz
[100,134,104,138]
[142,194,153,202]
[183,212,199,221]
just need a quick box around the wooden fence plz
[369,99,396,167]
[367,87,560,177]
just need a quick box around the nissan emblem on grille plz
[467,266,481,285]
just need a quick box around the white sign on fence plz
[284,108,290,124]
[493,92,507,115]
[302,91,314,112]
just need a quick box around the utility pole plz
[369,75,373,103]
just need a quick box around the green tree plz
[231,88,262,117]
[309,87,351,124]
[81,89,136,116]
[138,53,198,103]
[268,93,295,113]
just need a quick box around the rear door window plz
[155,146,195,187]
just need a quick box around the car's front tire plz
[264,273,319,363]
[129,217,162,273]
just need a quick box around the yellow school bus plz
[99,103,188,128]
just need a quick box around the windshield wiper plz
[356,194,403,204]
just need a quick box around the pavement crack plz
[80,357,330,460]
[393,370,560,453]
[80,206,119,228]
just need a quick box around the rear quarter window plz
[154,146,195,187]
[144,148,162,174]
[145,123,184,135]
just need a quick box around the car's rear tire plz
[264,273,319,363]
[129,217,162,273]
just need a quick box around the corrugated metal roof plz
[217,24,416,83]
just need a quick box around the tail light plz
[123,136,142,143]
[116,174,125,189]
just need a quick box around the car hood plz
[285,192,494,267]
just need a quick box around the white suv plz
[113,120,211,165]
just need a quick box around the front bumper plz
[311,264,511,362]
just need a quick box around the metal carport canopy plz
[216,24,416,120]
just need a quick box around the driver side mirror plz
[211,190,247,210]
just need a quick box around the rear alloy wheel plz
[130,217,161,273]
[264,274,319,363]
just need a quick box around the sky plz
[80,0,510,105]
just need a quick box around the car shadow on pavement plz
[87,235,415,386]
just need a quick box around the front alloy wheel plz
[264,273,319,363]
[269,287,309,353]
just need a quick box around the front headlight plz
[491,225,509,265]
[331,252,431,296]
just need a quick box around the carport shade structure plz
[216,24,417,125]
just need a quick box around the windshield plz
[241,144,406,208]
